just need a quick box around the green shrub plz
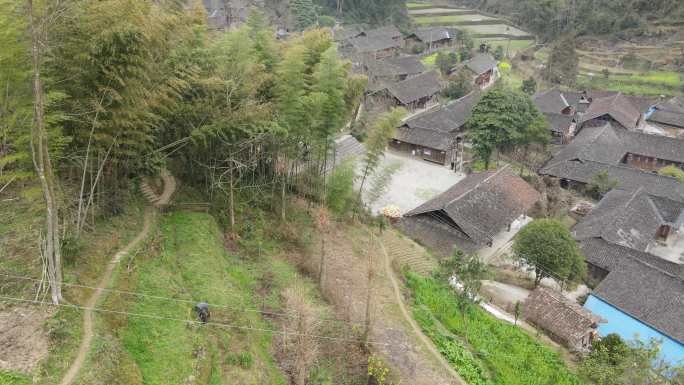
[318,15,336,28]
[226,351,253,369]
[658,165,684,183]
[326,158,357,216]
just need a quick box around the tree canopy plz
[513,219,587,287]
[467,88,549,168]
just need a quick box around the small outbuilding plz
[523,287,602,352]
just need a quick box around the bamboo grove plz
[0,0,369,302]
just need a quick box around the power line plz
[0,271,407,333]
[0,294,402,348]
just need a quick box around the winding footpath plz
[57,171,175,385]
[377,238,466,385]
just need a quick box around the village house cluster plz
[332,22,684,364]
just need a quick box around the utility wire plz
[0,271,407,333]
[0,294,402,348]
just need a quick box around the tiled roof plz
[405,166,541,245]
[579,238,683,278]
[367,56,426,78]
[394,126,455,151]
[409,28,453,44]
[349,34,400,53]
[540,123,684,201]
[573,188,684,252]
[648,109,684,129]
[387,70,442,105]
[580,93,641,130]
[461,54,498,75]
[533,88,571,115]
[395,91,480,150]
[397,214,479,257]
[583,241,684,344]
[407,91,480,131]
[544,113,575,134]
[523,287,601,345]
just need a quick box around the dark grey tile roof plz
[583,241,684,344]
[406,91,481,132]
[367,56,426,78]
[397,214,479,257]
[579,238,684,277]
[461,54,498,76]
[333,134,365,166]
[365,25,402,40]
[387,70,442,105]
[573,188,684,252]
[541,159,684,202]
[648,109,684,129]
[409,28,453,44]
[523,287,601,345]
[544,113,575,134]
[533,88,571,115]
[580,93,642,130]
[394,126,455,151]
[349,34,400,53]
[405,166,541,245]
[540,123,684,201]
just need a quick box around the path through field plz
[377,234,465,385]
[57,170,175,385]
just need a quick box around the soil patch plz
[0,306,53,373]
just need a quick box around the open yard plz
[361,151,464,215]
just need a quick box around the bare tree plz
[28,0,62,304]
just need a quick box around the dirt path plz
[57,170,174,385]
[377,239,466,385]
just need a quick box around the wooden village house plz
[453,53,499,89]
[380,70,443,111]
[399,166,541,255]
[404,28,454,52]
[391,91,480,166]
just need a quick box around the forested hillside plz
[456,0,684,40]
[315,0,409,27]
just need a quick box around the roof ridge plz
[444,165,510,209]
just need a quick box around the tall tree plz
[28,0,63,304]
[513,219,587,287]
[467,88,547,168]
[544,35,579,86]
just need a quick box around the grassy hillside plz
[69,211,287,384]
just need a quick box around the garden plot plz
[413,13,501,26]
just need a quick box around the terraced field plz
[408,2,535,49]
[382,231,438,277]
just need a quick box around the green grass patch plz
[407,2,435,9]
[109,211,287,385]
[406,273,585,385]
[422,52,438,66]
[578,74,684,96]
[0,370,30,385]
